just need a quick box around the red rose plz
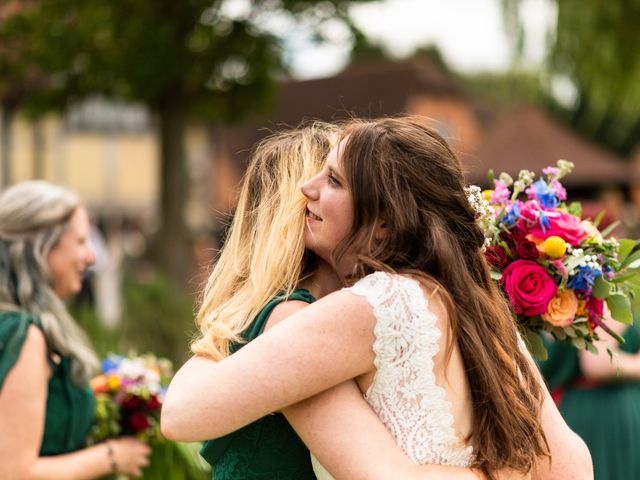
[127,411,150,433]
[146,395,161,411]
[501,259,557,316]
[121,395,144,410]
[484,245,508,269]
[513,239,539,260]
[587,297,604,329]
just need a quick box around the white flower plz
[499,172,514,186]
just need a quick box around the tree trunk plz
[156,98,192,292]
[32,119,45,179]
[1,106,13,188]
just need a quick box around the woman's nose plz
[301,175,319,200]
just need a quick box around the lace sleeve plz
[345,272,474,467]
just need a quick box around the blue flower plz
[502,203,521,227]
[102,355,123,373]
[526,179,559,209]
[567,265,602,291]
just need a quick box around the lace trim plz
[348,271,474,467]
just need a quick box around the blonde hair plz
[0,181,99,385]
[191,122,340,360]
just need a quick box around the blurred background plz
[1,0,639,366]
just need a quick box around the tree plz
[1,0,371,288]
[501,0,640,156]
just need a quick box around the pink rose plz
[521,201,588,246]
[501,259,558,316]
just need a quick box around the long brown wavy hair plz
[334,116,549,478]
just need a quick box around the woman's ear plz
[374,220,388,242]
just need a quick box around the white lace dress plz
[311,271,474,479]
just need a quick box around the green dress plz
[200,289,316,480]
[0,311,96,456]
[538,323,640,480]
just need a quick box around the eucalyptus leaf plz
[554,328,567,340]
[563,326,577,338]
[567,202,582,218]
[600,220,621,238]
[610,271,640,283]
[592,210,605,228]
[607,294,633,324]
[622,250,640,269]
[571,337,586,350]
[592,275,612,299]
[525,330,548,360]
[618,239,638,264]
[586,341,599,355]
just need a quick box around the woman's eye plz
[328,174,339,186]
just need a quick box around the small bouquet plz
[88,353,210,479]
[88,353,173,443]
[472,160,640,359]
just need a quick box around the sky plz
[284,0,557,80]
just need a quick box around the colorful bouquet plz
[471,160,640,359]
[88,353,210,479]
[88,353,173,443]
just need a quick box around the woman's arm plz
[0,325,150,479]
[285,380,534,480]
[579,313,640,380]
[162,289,378,441]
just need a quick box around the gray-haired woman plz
[0,181,150,478]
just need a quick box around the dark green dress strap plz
[0,310,96,456]
[200,289,316,479]
[0,310,43,391]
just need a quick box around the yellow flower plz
[543,235,567,258]
[542,289,579,327]
[107,374,121,391]
[482,190,493,202]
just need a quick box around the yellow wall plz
[3,114,161,214]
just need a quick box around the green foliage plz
[141,441,210,480]
[500,0,640,155]
[73,273,197,367]
[118,274,197,367]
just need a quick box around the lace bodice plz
[348,271,474,467]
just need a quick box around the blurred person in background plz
[0,181,151,479]
[538,243,640,480]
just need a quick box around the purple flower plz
[491,180,511,204]
[550,179,567,201]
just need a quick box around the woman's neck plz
[299,260,341,300]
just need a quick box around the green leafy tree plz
[501,0,640,156]
[0,0,371,288]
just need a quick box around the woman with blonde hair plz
[164,118,592,480]
[0,181,150,478]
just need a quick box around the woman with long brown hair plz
[163,116,592,479]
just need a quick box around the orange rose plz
[541,289,579,327]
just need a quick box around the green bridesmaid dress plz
[200,289,317,480]
[538,323,640,480]
[0,311,96,456]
